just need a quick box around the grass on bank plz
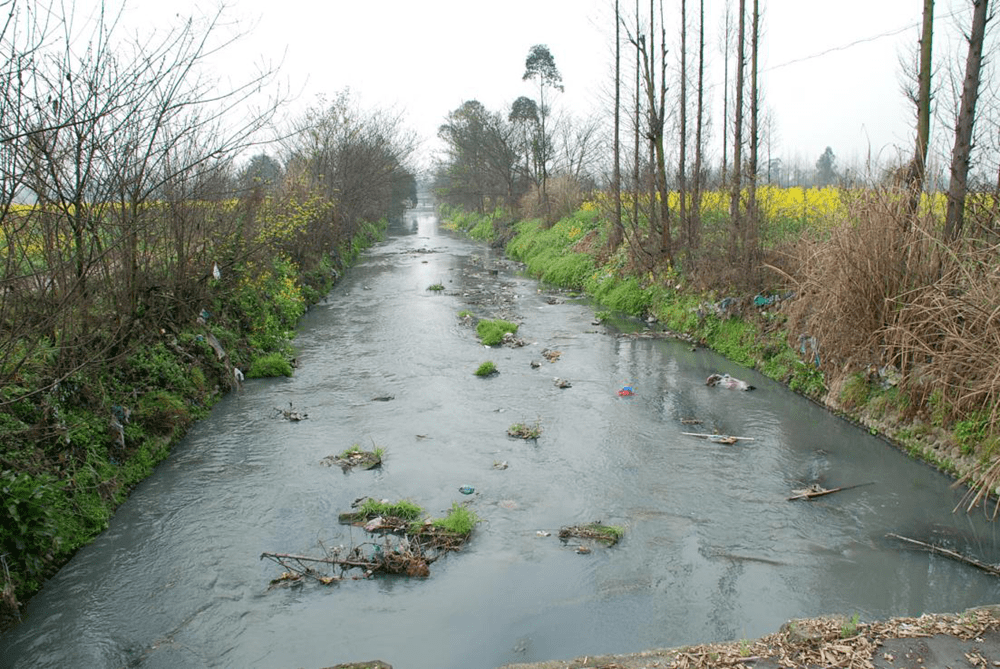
[450,191,1000,499]
[0,221,387,624]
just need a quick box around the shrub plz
[247,353,293,378]
[136,390,192,436]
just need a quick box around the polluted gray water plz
[2,196,999,669]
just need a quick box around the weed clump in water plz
[474,361,498,377]
[476,318,518,346]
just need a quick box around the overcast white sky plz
[88,0,980,174]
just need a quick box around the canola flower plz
[580,185,963,241]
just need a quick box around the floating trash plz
[705,373,755,391]
[458,485,475,495]
[618,386,634,396]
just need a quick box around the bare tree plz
[678,0,689,251]
[0,2,283,390]
[944,0,992,241]
[729,0,746,259]
[720,1,734,187]
[901,0,935,225]
[690,0,706,250]
[745,0,761,268]
[630,0,672,261]
[609,0,625,251]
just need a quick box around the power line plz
[764,8,966,74]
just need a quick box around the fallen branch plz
[260,551,370,569]
[682,432,755,442]
[787,481,875,501]
[887,533,1000,577]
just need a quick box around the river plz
[1,196,998,669]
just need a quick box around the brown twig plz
[887,533,1000,577]
[787,481,875,501]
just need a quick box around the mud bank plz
[497,606,1000,668]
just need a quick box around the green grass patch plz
[507,420,542,439]
[476,319,518,346]
[247,352,293,378]
[788,362,826,398]
[474,361,498,377]
[357,498,423,521]
[584,274,652,316]
[839,373,872,409]
[430,503,480,535]
[955,411,991,456]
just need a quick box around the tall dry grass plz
[780,187,1000,515]
[518,175,586,225]
[781,189,938,370]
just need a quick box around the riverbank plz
[0,221,386,631]
[442,203,996,515]
[497,606,1000,669]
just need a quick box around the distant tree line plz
[434,0,1000,270]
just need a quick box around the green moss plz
[476,319,518,346]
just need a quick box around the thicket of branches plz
[0,1,416,621]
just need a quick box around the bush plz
[136,390,193,436]
[0,471,63,591]
[247,352,294,378]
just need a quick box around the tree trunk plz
[610,0,624,250]
[729,0,746,260]
[655,1,672,263]
[943,0,990,242]
[679,0,688,251]
[746,0,759,271]
[691,0,705,251]
[721,1,732,188]
[633,0,641,245]
[905,0,934,224]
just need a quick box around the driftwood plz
[261,539,434,582]
[787,481,875,501]
[887,533,1000,577]
[558,522,623,547]
[682,432,755,443]
[273,402,308,421]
